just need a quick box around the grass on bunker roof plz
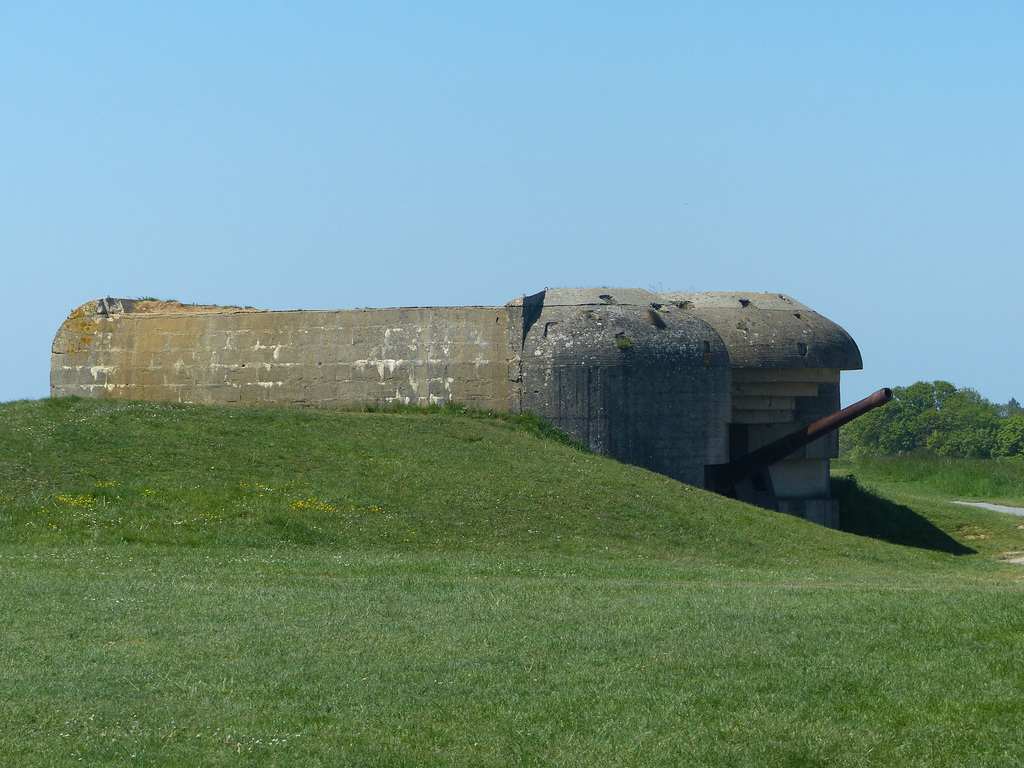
[2,397,1024,767]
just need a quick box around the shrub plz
[995,415,1024,458]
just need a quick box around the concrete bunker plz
[52,288,867,528]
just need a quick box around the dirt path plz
[952,500,1024,516]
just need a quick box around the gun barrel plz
[705,387,893,495]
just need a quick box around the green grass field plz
[3,398,1024,766]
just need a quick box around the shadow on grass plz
[832,475,975,555]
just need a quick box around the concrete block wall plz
[52,300,515,410]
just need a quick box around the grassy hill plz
[3,397,1024,766]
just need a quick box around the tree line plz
[840,381,1024,459]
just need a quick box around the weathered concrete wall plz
[517,291,732,487]
[52,299,515,410]
[51,289,867,529]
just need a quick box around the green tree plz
[840,381,1002,458]
[995,415,1024,457]
[999,397,1023,418]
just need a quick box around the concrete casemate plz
[52,289,863,527]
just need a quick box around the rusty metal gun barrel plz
[705,387,893,496]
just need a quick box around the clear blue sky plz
[3,2,1021,405]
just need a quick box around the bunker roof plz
[510,288,862,370]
